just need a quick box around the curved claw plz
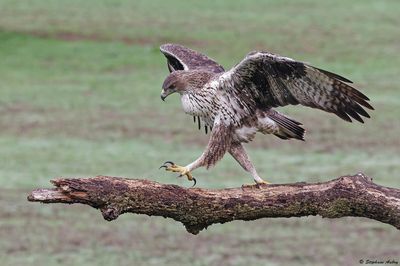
[159,161,175,169]
[178,174,196,187]
[159,161,196,186]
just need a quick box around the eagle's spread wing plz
[160,43,224,73]
[219,51,373,123]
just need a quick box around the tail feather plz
[267,110,306,141]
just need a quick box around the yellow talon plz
[256,180,270,185]
[241,179,270,189]
[159,161,196,186]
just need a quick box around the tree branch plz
[27,173,400,234]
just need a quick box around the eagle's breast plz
[181,93,197,115]
[181,87,219,124]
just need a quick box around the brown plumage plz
[159,44,373,184]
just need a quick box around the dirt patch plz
[0,102,394,152]
[27,30,219,48]
[0,103,210,146]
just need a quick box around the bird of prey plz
[159,43,373,186]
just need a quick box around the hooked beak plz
[160,89,169,101]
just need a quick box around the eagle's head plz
[161,71,188,101]
[161,70,214,101]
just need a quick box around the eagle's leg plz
[229,142,270,185]
[160,120,231,186]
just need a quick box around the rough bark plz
[27,173,400,235]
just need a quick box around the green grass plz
[0,0,399,265]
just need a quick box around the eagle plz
[158,43,373,186]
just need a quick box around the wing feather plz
[160,43,224,73]
[219,51,373,123]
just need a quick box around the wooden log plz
[28,173,400,235]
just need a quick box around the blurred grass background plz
[0,0,399,265]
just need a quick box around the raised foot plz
[159,161,196,187]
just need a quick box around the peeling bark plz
[27,173,400,235]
